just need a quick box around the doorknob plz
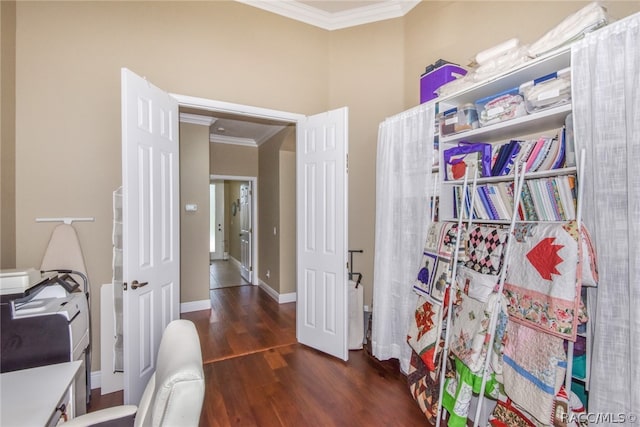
[131,280,149,290]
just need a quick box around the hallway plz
[210,259,251,289]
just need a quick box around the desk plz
[0,360,82,426]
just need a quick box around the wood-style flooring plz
[89,275,428,426]
[210,259,250,289]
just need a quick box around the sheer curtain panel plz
[372,103,435,373]
[572,12,640,417]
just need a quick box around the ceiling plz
[180,108,291,148]
[236,0,420,31]
[182,1,420,147]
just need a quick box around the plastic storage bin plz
[475,87,527,127]
[438,104,479,136]
[519,67,572,113]
[420,62,467,104]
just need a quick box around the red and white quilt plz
[503,222,582,340]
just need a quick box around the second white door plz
[296,107,349,361]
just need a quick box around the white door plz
[210,180,225,261]
[121,68,180,405]
[296,107,349,361]
[239,182,252,282]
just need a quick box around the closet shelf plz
[437,46,571,106]
[440,103,572,145]
[443,166,577,185]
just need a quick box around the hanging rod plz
[36,217,95,225]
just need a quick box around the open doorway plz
[209,178,254,290]
[178,94,300,305]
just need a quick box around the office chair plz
[64,319,205,427]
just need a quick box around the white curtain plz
[372,102,435,373]
[572,12,640,416]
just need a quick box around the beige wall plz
[279,146,296,295]
[179,123,211,304]
[1,1,16,269]
[329,18,406,306]
[210,142,259,177]
[257,129,283,292]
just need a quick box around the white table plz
[0,360,82,427]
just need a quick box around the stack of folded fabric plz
[435,2,609,100]
[437,38,531,98]
[528,2,609,57]
[470,38,531,84]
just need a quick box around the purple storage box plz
[420,63,467,103]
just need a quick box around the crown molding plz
[235,0,420,31]
[179,113,217,126]
[255,125,287,145]
[210,133,258,147]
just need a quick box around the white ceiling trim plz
[172,93,304,123]
[255,125,287,145]
[179,113,217,126]
[234,0,420,31]
[210,134,258,147]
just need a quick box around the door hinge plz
[250,266,253,272]
[346,153,349,173]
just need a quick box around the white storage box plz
[519,67,572,113]
[475,87,527,127]
[438,103,479,136]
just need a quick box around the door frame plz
[174,95,349,360]
[173,93,304,290]
[210,174,258,286]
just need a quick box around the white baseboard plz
[91,371,101,389]
[180,299,211,313]
[258,279,296,304]
[279,291,296,303]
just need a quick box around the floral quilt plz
[503,222,582,340]
[450,291,508,374]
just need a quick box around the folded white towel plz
[528,2,608,57]
[475,38,520,65]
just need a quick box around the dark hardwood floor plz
[89,285,428,426]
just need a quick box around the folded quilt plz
[465,225,509,276]
[407,350,448,425]
[414,221,466,302]
[475,38,520,65]
[443,356,501,427]
[450,291,508,374]
[503,222,582,340]
[407,295,444,371]
[502,321,566,425]
[528,2,608,57]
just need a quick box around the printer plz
[0,268,91,417]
